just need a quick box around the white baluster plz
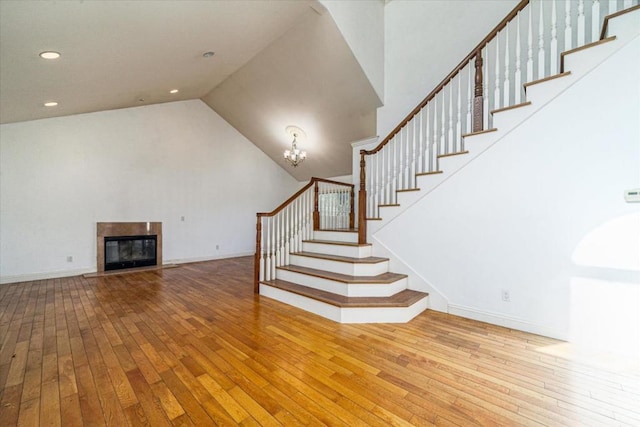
[398,131,404,191]
[494,33,501,109]
[527,4,534,82]
[411,118,417,185]
[448,84,454,153]
[467,64,472,134]
[624,0,632,9]
[577,0,585,45]
[405,125,411,188]
[515,12,522,104]
[538,0,546,79]
[456,75,462,152]
[271,216,276,274]
[432,96,439,166]
[565,0,573,51]
[391,136,397,202]
[592,0,601,43]
[551,0,558,75]
[503,24,510,107]
[609,0,618,15]
[440,91,446,155]
[423,100,433,172]
[416,109,424,175]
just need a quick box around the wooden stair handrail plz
[363,0,529,156]
[255,177,355,292]
[257,177,353,218]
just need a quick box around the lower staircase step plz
[277,265,406,284]
[291,252,387,264]
[261,279,428,308]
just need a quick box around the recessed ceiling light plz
[44,101,58,107]
[39,51,61,59]
[202,51,215,58]
[170,89,179,94]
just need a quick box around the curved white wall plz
[0,100,299,283]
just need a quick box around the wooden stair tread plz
[318,228,358,233]
[262,279,428,308]
[302,239,371,248]
[437,150,469,159]
[523,72,572,89]
[277,264,407,284]
[291,251,388,264]
[491,101,532,115]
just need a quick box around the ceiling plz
[0,0,381,181]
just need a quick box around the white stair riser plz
[302,241,372,258]
[606,11,640,41]
[563,39,620,80]
[524,74,576,106]
[492,105,534,133]
[340,297,429,323]
[464,131,499,155]
[437,153,469,174]
[313,230,358,243]
[276,269,407,297]
[396,190,422,206]
[289,254,388,276]
[260,284,342,322]
[260,284,429,323]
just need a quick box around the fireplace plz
[97,222,162,272]
[104,235,157,271]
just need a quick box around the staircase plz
[259,229,429,323]
[256,1,639,324]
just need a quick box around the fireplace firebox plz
[104,235,157,271]
[97,222,162,273]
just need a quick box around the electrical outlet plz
[216,244,220,250]
[180,216,185,222]
[67,256,73,263]
[501,290,510,302]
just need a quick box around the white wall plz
[374,34,640,349]
[379,0,518,139]
[320,0,385,103]
[0,100,299,283]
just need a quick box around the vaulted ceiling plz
[0,0,381,180]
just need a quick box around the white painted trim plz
[448,303,567,340]
[165,251,254,264]
[0,251,254,285]
[1,268,95,285]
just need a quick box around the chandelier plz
[283,126,307,167]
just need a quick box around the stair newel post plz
[473,49,484,132]
[358,150,367,244]
[349,185,355,230]
[313,179,320,231]
[254,214,262,293]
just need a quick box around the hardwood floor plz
[1,257,638,426]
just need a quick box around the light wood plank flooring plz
[1,256,638,426]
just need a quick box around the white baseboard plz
[165,251,253,264]
[0,252,255,285]
[0,268,96,285]
[448,303,567,340]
